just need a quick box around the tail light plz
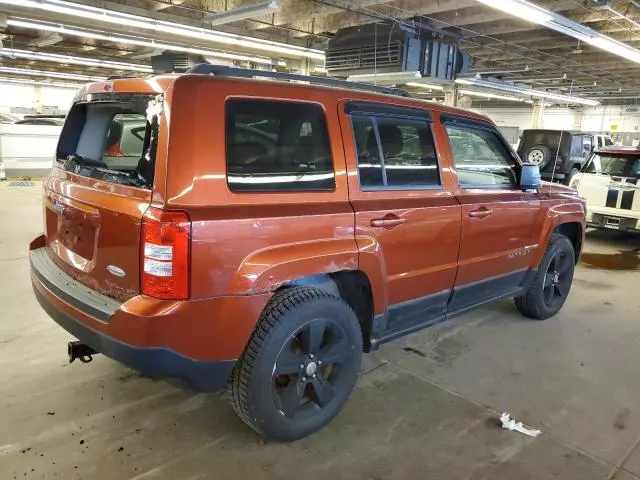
[555,157,564,166]
[141,207,191,300]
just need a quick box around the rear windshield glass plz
[584,153,640,178]
[225,99,334,192]
[56,94,158,189]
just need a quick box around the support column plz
[34,85,43,114]
[572,108,583,131]
[299,58,312,76]
[532,99,546,128]
[443,85,458,107]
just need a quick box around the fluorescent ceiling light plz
[1,0,324,60]
[0,66,104,81]
[0,47,152,72]
[473,0,640,65]
[0,77,83,89]
[456,77,599,106]
[406,81,445,91]
[205,0,279,25]
[348,71,422,84]
[7,19,274,66]
[474,0,553,24]
[459,89,526,102]
[586,36,640,64]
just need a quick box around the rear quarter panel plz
[164,76,357,299]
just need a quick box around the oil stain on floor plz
[580,248,640,271]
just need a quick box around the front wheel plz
[515,234,576,320]
[229,287,363,441]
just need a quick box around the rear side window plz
[350,115,440,189]
[225,99,334,192]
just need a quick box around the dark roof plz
[521,129,583,135]
[595,146,640,155]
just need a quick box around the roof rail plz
[186,63,410,97]
[106,73,140,80]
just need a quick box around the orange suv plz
[30,65,586,441]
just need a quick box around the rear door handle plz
[370,215,406,229]
[468,208,493,219]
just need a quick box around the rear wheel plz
[229,287,362,441]
[515,234,575,320]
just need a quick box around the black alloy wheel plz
[230,287,362,441]
[515,233,576,320]
[273,318,352,419]
[542,248,573,309]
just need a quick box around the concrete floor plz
[2,181,640,480]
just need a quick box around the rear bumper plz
[33,284,235,391]
[30,241,271,392]
[541,171,566,181]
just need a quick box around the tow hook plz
[68,341,98,364]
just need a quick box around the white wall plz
[473,103,640,134]
[0,82,76,114]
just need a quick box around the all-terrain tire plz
[229,287,362,441]
[515,233,576,320]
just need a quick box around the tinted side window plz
[226,99,334,192]
[351,115,440,189]
[570,135,584,157]
[445,125,517,187]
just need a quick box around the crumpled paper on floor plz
[500,412,541,437]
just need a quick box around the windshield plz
[584,153,640,178]
[56,94,159,189]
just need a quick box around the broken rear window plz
[56,94,160,189]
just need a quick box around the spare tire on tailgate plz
[524,144,552,168]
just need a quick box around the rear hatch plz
[44,89,163,301]
[578,152,640,211]
[517,130,572,172]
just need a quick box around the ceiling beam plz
[251,0,478,35]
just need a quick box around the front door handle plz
[370,214,406,229]
[468,208,493,219]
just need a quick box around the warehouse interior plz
[1,0,640,479]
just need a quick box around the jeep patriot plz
[30,65,586,441]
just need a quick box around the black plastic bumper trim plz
[32,277,235,392]
[30,248,121,322]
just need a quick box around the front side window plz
[351,115,440,189]
[445,124,517,187]
[226,99,334,192]
[583,136,593,157]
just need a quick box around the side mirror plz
[520,163,542,190]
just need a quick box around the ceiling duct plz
[204,0,279,25]
[326,23,469,80]
[151,51,206,73]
